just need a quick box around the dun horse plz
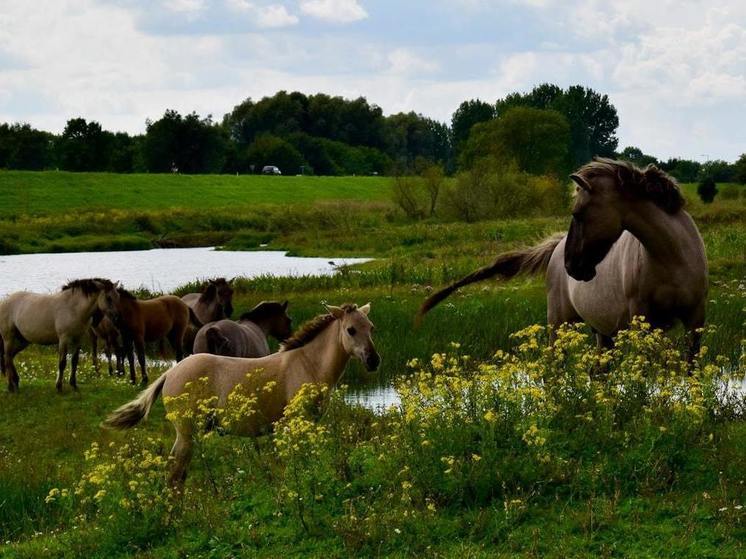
[90,309,125,376]
[0,278,120,392]
[105,289,201,385]
[419,159,708,359]
[105,303,379,486]
[192,300,292,357]
[181,278,234,355]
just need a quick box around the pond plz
[0,247,371,297]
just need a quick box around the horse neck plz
[622,200,693,270]
[61,289,98,317]
[240,317,270,336]
[294,320,350,387]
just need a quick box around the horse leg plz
[683,303,706,369]
[56,341,69,393]
[168,432,194,490]
[69,346,81,390]
[124,338,137,384]
[104,338,114,376]
[168,330,184,362]
[90,330,100,376]
[135,338,148,386]
[3,334,25,392]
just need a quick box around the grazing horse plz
[419,159,708,359]
[106,289,200,386]
[192,300,292,357]
[181,278,234,355]
[0,278,120,392]
[105,303,379,486]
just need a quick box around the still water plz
[0,247,370,297]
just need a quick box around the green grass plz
[0,171,391,217]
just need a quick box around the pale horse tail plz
[417,233,564,322]
[103,372,168,429]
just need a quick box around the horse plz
[106,288,202,386]
[419,158,708,360]
[0,278,120,392]
[192,300,292,358]
[90,309,125,377]
[181,278,234,354]
[104,303,379,486]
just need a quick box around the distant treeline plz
[1,85,744,182]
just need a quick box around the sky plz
[0,0,744,161]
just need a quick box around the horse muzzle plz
[364,351,381,372]
[566,261,597,282]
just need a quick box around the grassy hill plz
[0,171,391,217]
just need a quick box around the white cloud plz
[386,48,439,76]
[225,0,299,27]
[299,0,368,23]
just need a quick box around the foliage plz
[496,83,619,167]
[0,123,56,170]
[698,176,718,204]
[450,99,496,156]
[661,157,702,183]
[618,146,659,167]
[699,159,736,183]
[732,153,746,184]
[144,110,227,174]
[461,107,571,176]
[245,133,307,175]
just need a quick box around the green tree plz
[460,107,571,177]
[496,84,619,167]
[450,99,495,157]
[246,134,307,175]
[56,118,113,171]
[699,160,735,182]
[734,153,746,184]
[384,112,451,170]
[0,123,55,170]
[660,158,701,183]
[697,176,718,203]
[618,146,658,167]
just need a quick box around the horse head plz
[325,303,380,372]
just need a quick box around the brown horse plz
[419,159,708,359]
[106,289,201,385]
[192,300,292,357]
[181,278,234,355]
[0,278,120,392]
[105,303,379,486]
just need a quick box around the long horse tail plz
[417,234,564,321]
[103,372,168,429]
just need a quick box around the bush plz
[697,176,718,204]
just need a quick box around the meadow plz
[0,170,743,557]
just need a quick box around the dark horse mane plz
[577,157,685,214]
[61,278,114,296]
[116,287,137,300]
[240,301,285,323]
[279,303,356,352]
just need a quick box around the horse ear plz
[358,302,371,316]
[282,300,288,310]
[570,173,592,192]
[324,304,344,319]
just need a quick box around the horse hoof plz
[70,383,78,391]
[141,378,149,387]
[56,384,63,393]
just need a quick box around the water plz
[0,247,371,297]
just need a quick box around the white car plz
[262,165,282,175]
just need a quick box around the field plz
[0,171,744,557]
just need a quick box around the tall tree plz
[0,123,55,170]
[496,84,619,167]
[450,99,495,157]
[56,118,113,171]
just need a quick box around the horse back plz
[139,296,189,341]
[0,291,67,344]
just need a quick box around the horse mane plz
[116,287,137,300]
[577,157,685,214]
[240,301,285,323]
[279,303,356,352]
[199,278,230,301]
[61,278,114,296]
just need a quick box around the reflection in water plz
[345,385,401,412]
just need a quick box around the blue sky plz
[0,0,744,161]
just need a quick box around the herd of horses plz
[0,277,292,393]
[2,158,709,486]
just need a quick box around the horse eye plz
[347,327,356,336]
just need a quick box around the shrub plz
[391,175,428,219]
[698,176,718,203]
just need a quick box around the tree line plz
[1,86,744,184]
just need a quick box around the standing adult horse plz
[105,303,379,486]
[108,289,201,386]
[192,300,292,357]
[0,278,120,392]
[419,159,708,359]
